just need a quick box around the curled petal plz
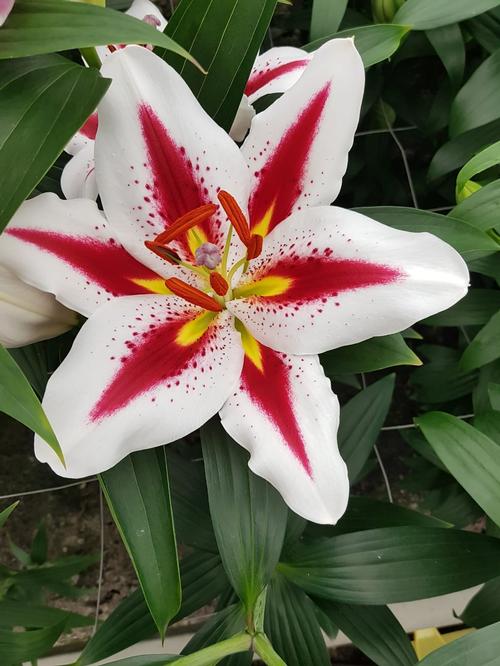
[229,95,256,142]
[61,144,97,200]
[245,46,313,104]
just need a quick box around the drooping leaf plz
[0,344,63,463]
[426,24,465,89]
[321,334,420,375]
[461,310,500,371]
[459,576,500,628]
[99,448,180,639]
[310,0,348,40]
[0,55,109,231]
[0,621,65,664]
[394,0,500,30]
[0,600,92,629]
[418,621,500,665]
[456,139,500,194]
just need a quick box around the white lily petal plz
[61,144,97,200]
[229,95,256,142]
[245,46,313,104]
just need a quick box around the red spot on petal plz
[79,113,98,140]
[245,59,309,98]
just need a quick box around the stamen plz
[155,204,217,246]
[210,272,229,296]
[195,243,221,269]
[218,191,251,246]
[246,234,263,260]
[144,240,181,264]
[165,277,223,312]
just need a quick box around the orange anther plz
[144,240,180,264]
[210,272,229,296]
[155,203,218,246]
[246,234,263,260]
[217,190,251,246]
[165,277,223,312]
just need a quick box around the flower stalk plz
[168,632,252,665]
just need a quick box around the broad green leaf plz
[100,448,180,639]
[321,334,420,375]
[0,0,196,63]
[357,206,499,262]
[0,55,109,231]
[394,0,500,30]
[459,576,500,627]
[410,345,478,403]
[279,526,500,604]
[467,10,500,53]
[0,600,92,629]
[338,374,395,483]
[450,49,500,138]
[474,360,500,414]
[456,139,500,194]
[474,410,500,444]
[426,24,465,89]
[201,419,287,615]
[417,412,500,526]
[305,24,410,68]
[316,601,417,666]
[77,551,227,666]
[423,289,500,326]
[13,554,98,586]
[160,0,278,131]
[0,344,63,463]
[0,501,18,530]
[451,180,500,231]
[264,575,330,666]
[461,310,500,371]
[0,621,65,663]
[418,621,500,665]
[489,383,500,410]
[310,0,348,40]
[99,657,177,666]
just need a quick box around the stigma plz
[195,243,221,269]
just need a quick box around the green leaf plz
[450,49,500,138]
[264,575,330,666]
[315,601,417,666]
[394,0,500,30]
[13,554,98,586]
[99,448,180,639]
[201,419,287,615]
[0,620,65,663]
[426,24,465,89]
[467,10,500,53]
[160,0,278,132]
[0,344,63,464]
[305,24,410,68]
[0,600,92,629]
[0,0,196,64]
[410,345,478,403]
[310,0,348,40]
[456,140,500,194]
[489,383,500,410]
[321,334,420,375]
[423,289,500,326]
[30,522,48,565]
[182,604,250,662]
[416,412,500,526]
[0,501,18,530]
[356,206,499,262]
[459,576,500,628]
[279,526,500,604]
[338,374,395,483]
[418,621,500,665]
[451,180,500,231]
[0,55,109,231]
[98,657,177,666]
[461,310,500,371]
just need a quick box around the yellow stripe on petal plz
[176,310,217,346]
[235,319,263,371]
[252,201,275,237]
[130,278,172,295]
[187,226,208,256]
[234,275,292,299]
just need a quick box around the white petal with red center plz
[0,193,174,317]
[245,46,313,104]
[220,335,348,524]
[242,38,364,237]
[96,46,250,275]
[35,297,244,477]
[227,206,469,355]
[61,144,98,200]
[65,112,98,156]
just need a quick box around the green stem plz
[80,47,102,69]
[170,632,252,666]
[254,633,287,666]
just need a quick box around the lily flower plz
[0,0,14,26]
[0,264,77,348]
[0,41,468,523]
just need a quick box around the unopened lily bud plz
[371,0,405,23]
[195,242,221,269]
[0,265,77,348]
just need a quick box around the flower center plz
[144,192,263,312]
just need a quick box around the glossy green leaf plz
[417,412,500,526]
[451,180,500,231]
[394,0,500,30]
[306,24,410,68]
[0,620,65,663]
[0,501,18,530]
[357,206,499,261]
[321,334,420,375]
[0,0,195,63]
[264,575,330,666]
[461,310,500,371]
[316,601,417,666]
[459,576,500,628]
[426,24,465,89]
[160,0,278,131]
[279,526,500,604]
[100,448,180,639]
[338,374,395,483]
[456,139,500,194]
[418,622,500,665]
[467,10,500,53]
[450,49,500,138]
[0,55,109,231]
[310,0,348,40]
[0,344,63,463]
[0,600,92,629]
[423,289,500,326]
[201,419,287,614]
